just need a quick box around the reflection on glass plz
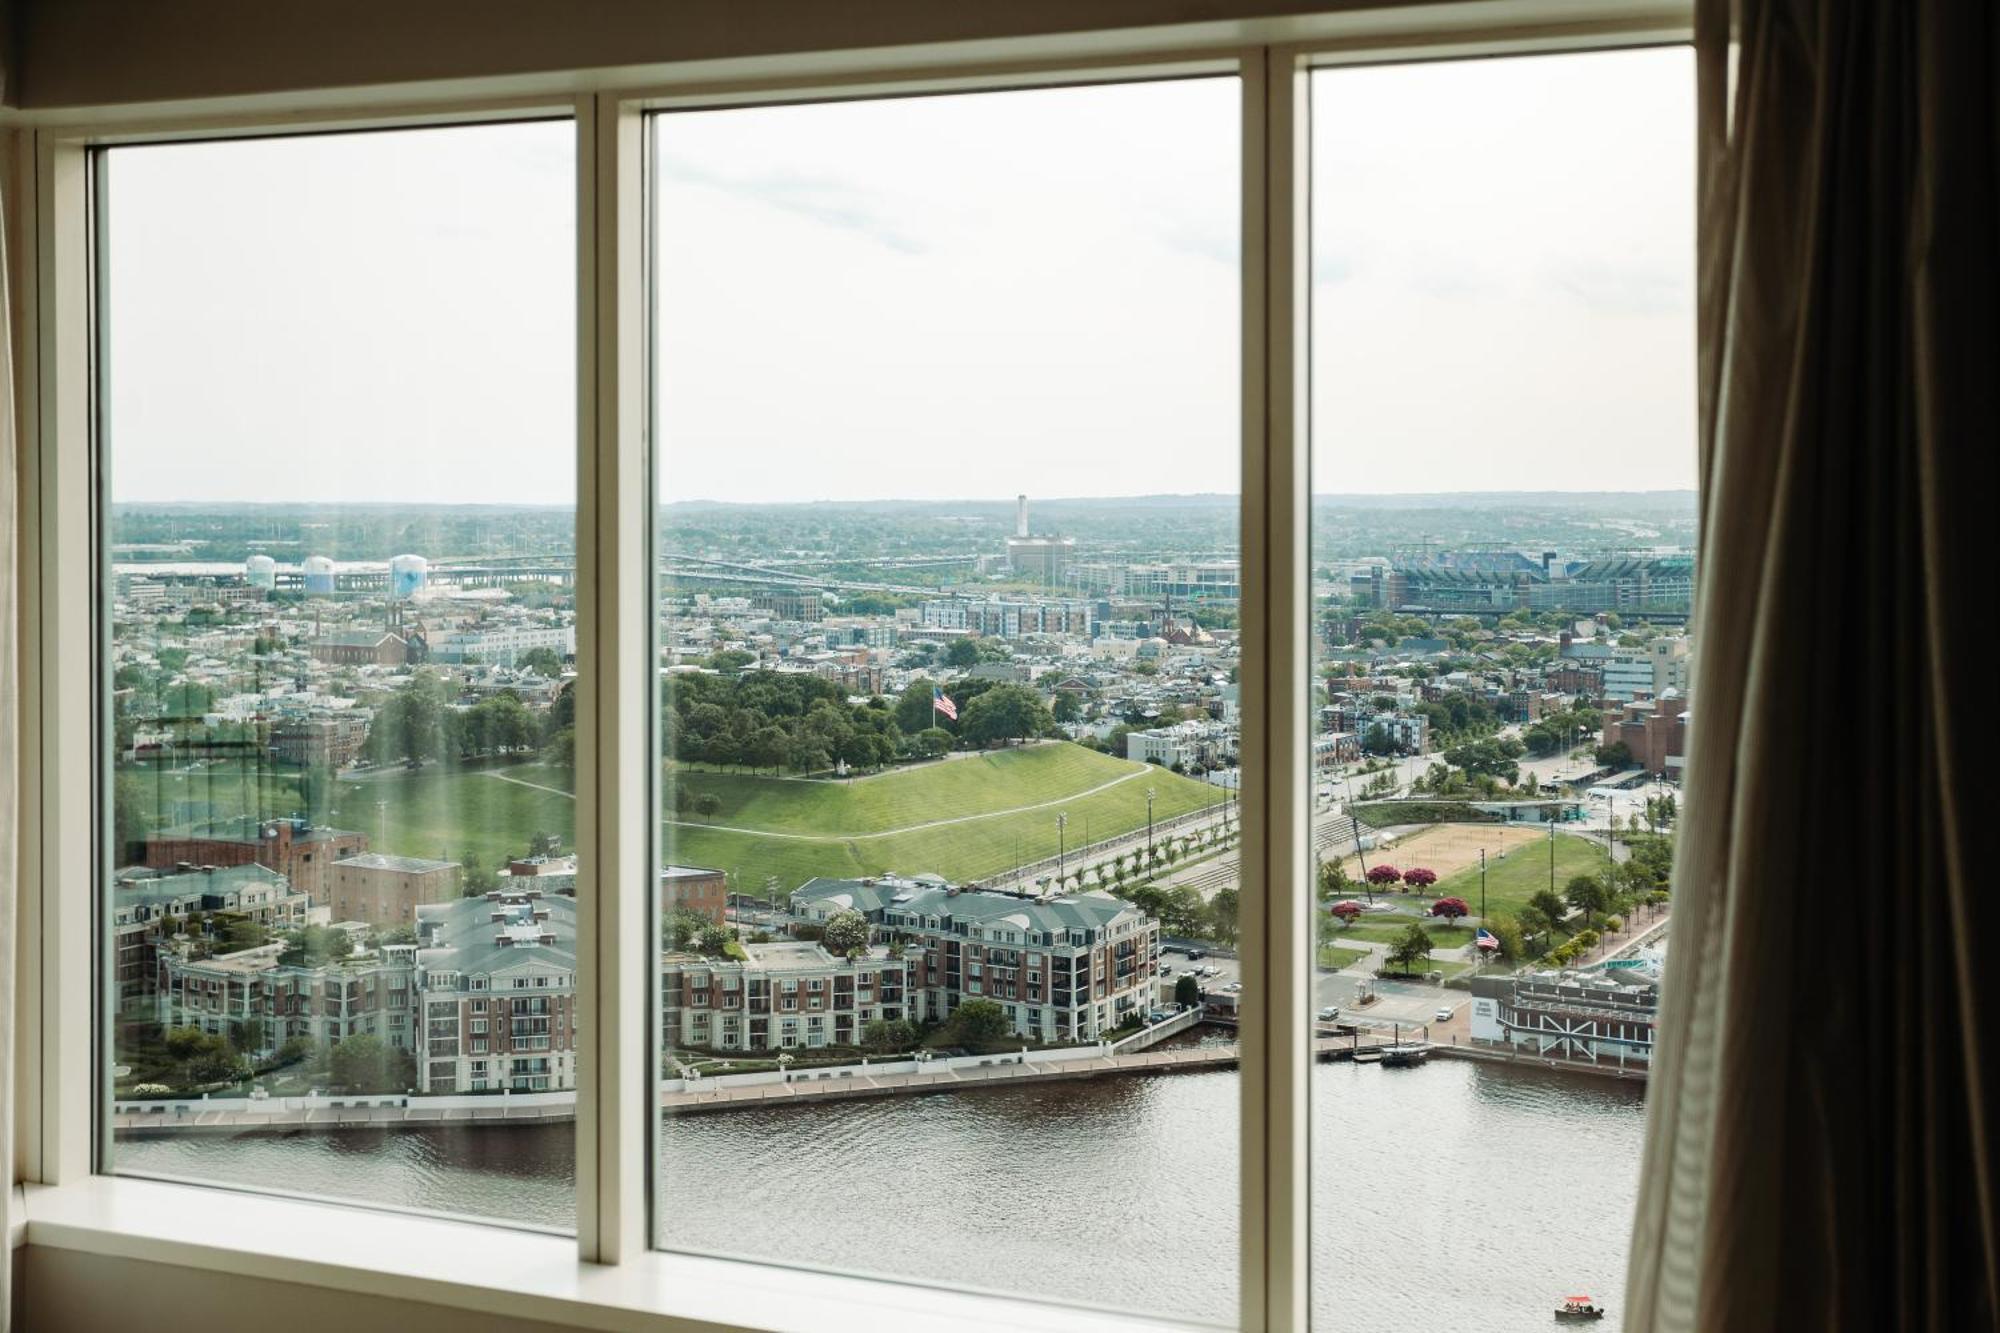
[652,79,1242,1319]
[102,121,580,1228]
[1307,49,1695,1331]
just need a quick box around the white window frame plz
[7,5,1691,1330]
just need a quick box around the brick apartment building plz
[660,941,908,1053]
[113,863,311,1006]
[155,933,416,1054]
[269,713,370,769]
[414,891,577,1093]
[141,816,367,905]
[1602,692,1689,775]
[661,864,728,926]
[329,852,462,925]
[152,888,577,1094]
[789,875,1161,1043]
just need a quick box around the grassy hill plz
[662,743,1223,895]
[249,741,1229,897]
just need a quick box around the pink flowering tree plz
[1402,867,1439,893]
[1428,896,1470,923]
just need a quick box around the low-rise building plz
[661,864,729,926]
[660,941,909,1054]
[329,852,462,925]
[1468,966,1659,1065]
[113,863,311,1006]
[269,713,371,769]
[141,816,368,905]
[1602,692,1689,775]
[414,890,578,1093]
[791,876,1161,1043]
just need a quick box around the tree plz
[462,852,498,894]
[957,684,1054,747]
[1595,740,1634,768]
[1365,864,1404,891]
[1051,691,1083,724]
[1317,859,1356,902]
[1484,913,1528,961]
[527,830,563,858]
[1528,887,1572,934]
[945,638,980,669]
[860,1017,916,1054]
[1362,723,1399,756]
[366,671,448,766]
[693,792,724,822]
[1206,887,1241,947]
[1401,867,1438,893]
[1174,974,1201,1008]
[947,998,1009,1050]
[1428,896,1470,924]
[822,909,871,956]
[1387,923,1434,975]
[518,646,564,677]
[1564,874,1611,928]
[329,1034,415,1093]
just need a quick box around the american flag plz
[1475,927,1501,952]
[932,686,958,722]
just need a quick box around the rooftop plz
[335,852,458,874]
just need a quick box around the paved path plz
[488,764,1164,843]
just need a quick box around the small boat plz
[1378,1043,1432,1068]
[1555,1294,1606,1322]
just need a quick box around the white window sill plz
[20,1175,1197,1333]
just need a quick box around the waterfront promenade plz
[113,1023,1648,1134]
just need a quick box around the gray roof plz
[416,891,575,976]
[336,852,458,874]
[793,876,1143,934]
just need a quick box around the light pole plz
[1145,787,1156,862]
[1057,811,1068,886]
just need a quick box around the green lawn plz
[660,744,1224,895]
[1316,946,1369,971]
[119,742,1227,899]
[1336,919,1476,949]
[1427,830,1611,922]
[665,743,1183,834]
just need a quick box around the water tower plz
[303,555,336,596]
[244,554,277,590]
[390,553,429,600]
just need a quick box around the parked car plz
[1316,1006,1341,1021]
[1187,949,1207,961]
[1434,1007,1454,1022]
[1160,963,1174,975]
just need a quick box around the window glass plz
[101,121,579,1228]
[1308,50,1694,1328]
[651,79,1243,1318]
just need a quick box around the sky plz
[106,47,1692,506]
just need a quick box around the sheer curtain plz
[1625,2,1996,1330]
[2,121,23,1333]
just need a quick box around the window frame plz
[9,6,1694,1330]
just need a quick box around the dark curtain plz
[1626,2,1996,1329]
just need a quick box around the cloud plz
[657,155,926,254]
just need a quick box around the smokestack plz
[1016,494,1029,538]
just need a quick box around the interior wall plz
[22,1247,595,1333]
[10,0,1427,110]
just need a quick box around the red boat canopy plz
[1564,1295,1594,1302]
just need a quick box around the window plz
[1307,48,1693,1327]
[652,77,1241,1318]
[98,119,579,1228]
[32,23,1717,1332]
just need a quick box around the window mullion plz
[1238,45,1313,1333]
[574,92,650,1266]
